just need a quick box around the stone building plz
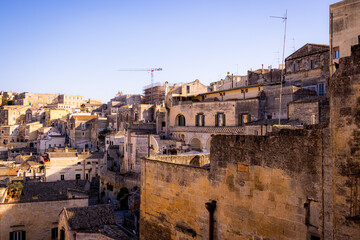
[68,115,98,150]
[58,204,134,240]
[139,45,360,239]
[330,0,360,71]
[0,105,30,126]
[58,94,84,108]
[285,43,330,96]
[14,92,58,107]
[44,148,102,182]
[0,180,89,240]
[44,108,69,127]
[210,73,248,91]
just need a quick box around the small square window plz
[333,47,340,59]
[76,174,81,180]
[61,175,64,180]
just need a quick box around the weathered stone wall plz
[140,128,330,240]
[329,44,360,239]
[169,99,261,128]
[330,0,360,62]
[0,198,88,240]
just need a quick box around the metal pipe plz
[205,200,217,240]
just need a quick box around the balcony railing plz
[169,126,246,134]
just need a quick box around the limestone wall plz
[140,129,330,240]
[329,44,360,239]
[0,198,88,240]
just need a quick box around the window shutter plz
[195,115,199,127]
[239,114,242,126]
[223,114,226,126]
[202,115,205,127]
[215,114,218,126]
[247,114,251,123]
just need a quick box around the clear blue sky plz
[0,0,338,102]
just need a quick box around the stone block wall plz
[140,128,330,240]
[329,44,360,239]
[0,198,88,240]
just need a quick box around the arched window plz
[176,114,186,126]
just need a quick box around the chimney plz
[262,64,264,74]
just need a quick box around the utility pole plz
[271,10,287,125]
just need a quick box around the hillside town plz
[1,0,360,239]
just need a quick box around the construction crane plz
[118,68,163,104]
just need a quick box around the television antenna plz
[270,10,287,125]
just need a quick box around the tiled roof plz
[64,205,117,232]
[19,180,89,202]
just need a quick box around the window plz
[81,123,86,130]
[310,60,314,69]
[77,162,81,165]
[333,47,340,59]
[186,86,190,94]
[162,121,166,127]
[82,132,85,136]
[86,173,89,180]
[215,113,225,126]
[318,83,326,96]
[239,113,251,126]
[292,64,296,73]
[358,35,360,44]
[9,230,26,240]
[60,228,65,240]
[76,174,81,180]
[51,227,58,240]
[195,114,205,127]
[87,162,91,165]
[176,114,186,126]
[60,175,64,180]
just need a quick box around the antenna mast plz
[270,9,287,125]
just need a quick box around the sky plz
[0,0,339,103]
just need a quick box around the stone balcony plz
[169,126,246,134]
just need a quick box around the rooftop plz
[16,180,89,203]
[62,204,133,239]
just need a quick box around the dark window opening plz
[195,114,205,127]
[310,60,314,69]
[239,113,251,126]
[51,227,58,240]
[60,175,64,180]
[333,47,340,59]
[215,113,225,127]
[76,174,81,180]
[186,86,190,94]
[9,230,26,240]
[176,114,186,126]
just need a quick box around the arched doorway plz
[189,137,202,152]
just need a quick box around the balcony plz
[169,126,246,134]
